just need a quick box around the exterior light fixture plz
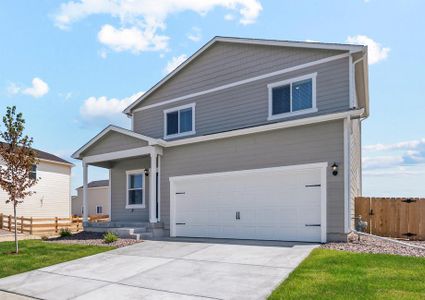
[331,163,338,176]
[144,169,149,176]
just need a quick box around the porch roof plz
[72,125,161,160]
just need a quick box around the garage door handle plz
[176,223,186,225]
[305,224,321,227]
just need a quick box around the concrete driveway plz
[0,238,317,300]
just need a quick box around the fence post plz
[30,217,33,235]
[20,216,24,233]
[55,217,58,233]
[8,215,11,231]
[0,213,3,229]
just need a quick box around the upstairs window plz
[96,205,103,214]
[164,103,195,138]
[268,73,317,120]
[30,165,37,180]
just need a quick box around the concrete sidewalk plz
[0,239,317,300]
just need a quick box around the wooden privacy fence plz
[0,214,109,235]
[355,197,425,240]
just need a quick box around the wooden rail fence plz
[355,197,425,240]
[0,214,109,235]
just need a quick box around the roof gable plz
[124,36,365,114]
[72,126,157,159]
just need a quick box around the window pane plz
[179,108,192,133]
[128,189,143,205]
[166,111,179,135]
[272,85,291,115]
[129,174,143,189]
[292,79,312,111]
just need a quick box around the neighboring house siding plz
[134,56,349,139]
[159,120,345,239]
[134,42,344,109]
[81,131,148,157]
[350,119,362,227]
[110,157,151,222]
[0,161,71,218]
[72,186,110,216]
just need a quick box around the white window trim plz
[163,103,196,139]
[126,169,146,209]
[267,73,317,121]
[96,205,103,214]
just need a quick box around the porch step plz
[84,222,164,240]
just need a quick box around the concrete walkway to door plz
[0,238,318,300]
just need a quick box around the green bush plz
[59,228,72,237]
[103,232,118,244]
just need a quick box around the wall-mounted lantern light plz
[331,163,338,176]
[144,169,149,176]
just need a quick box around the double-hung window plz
[268,73,317,120]
[126,170,145,209]
[30,165,37,180]
[164,103,195,139]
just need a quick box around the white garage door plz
[170,163,326,243]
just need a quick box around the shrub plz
[59,228,72,237]
[103,232,118,244]
[41,235,49,241]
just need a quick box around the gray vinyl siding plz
[134,42,344,109]
[110,157,151,222]
[160,120,345,238]
[82,131,148,157]
[134,56,349,139]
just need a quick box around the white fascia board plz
[72,125,159,159]
[162,109,365,148]
[124,36,364,115]
[215,37,365,52]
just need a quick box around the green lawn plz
[0,240,114,278]
[269,249,425,300]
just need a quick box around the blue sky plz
[1,0,424,196]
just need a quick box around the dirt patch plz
[45,231,142,248]
[322,233,425,257]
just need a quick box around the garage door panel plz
[173,165,324,242]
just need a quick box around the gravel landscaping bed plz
[46,231,142,248]
[403,240,425,247]
[322,233,425,257]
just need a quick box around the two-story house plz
[72,37,369,242]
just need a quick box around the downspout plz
[346,53,366,234]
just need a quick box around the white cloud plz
[346,35,390,64]
[364,138,425,152]
[164,54,188,74]
[224,14,235,21]
[98,24,169,53]
[54,0,262,53]
[187,27,202,42]
[80,91,143,127]
[363,138,425,170]
[99,49,108,59]
[7,77,49,98]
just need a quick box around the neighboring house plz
[0,144,73,218]
[72,37,369,243]
[72,180,110,217]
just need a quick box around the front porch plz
[71,126,164,239]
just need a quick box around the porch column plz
[82,161,89,223]
[149,151,158,223]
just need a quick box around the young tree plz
[0,106,38,254]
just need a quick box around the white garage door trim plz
[169,162,328,243]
